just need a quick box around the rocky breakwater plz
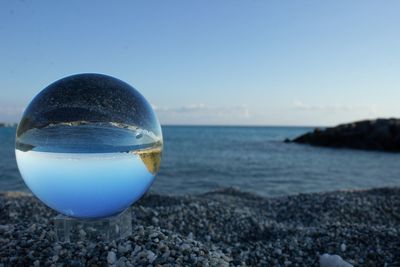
[287,118,400,152]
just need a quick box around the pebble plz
[180,243,191,251]
[146,251,157,263]
[107,251,117,264]
[118,243,132,254]
[284,260,292,266]
[52,255,59,262]
[117,256,127,267]
[0,187,399,266]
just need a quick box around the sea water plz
[8,125,400,199]
[15,122,162,218]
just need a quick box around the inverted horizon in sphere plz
[16,149,156,218]
[15,73,163,218]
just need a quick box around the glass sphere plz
[15,73,163,218]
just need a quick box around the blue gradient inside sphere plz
[15,74,163,218]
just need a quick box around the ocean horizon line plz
[160,124,320,128]
[1,122,322,128]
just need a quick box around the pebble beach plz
[0,187,399,266]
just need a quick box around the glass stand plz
[54,208,132,242]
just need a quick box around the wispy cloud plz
[152,104,250,124]
[293,100,378,114]
[0,105,24,122]
[0,106,24,115]
[153,104,206,113]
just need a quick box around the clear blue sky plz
[1,1,399,126]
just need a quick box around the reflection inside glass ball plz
[15,73,163,218]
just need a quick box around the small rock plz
[132,245,141,256]
[27,224,37,232]
[274,248,282,255]
[118,243,132,254]
[117,256,127,267]
[79,229,86,237]
[187,232,194,240]
[284,260,292,266]
[107,251,117,264]
[180,243,191,251]
[52,255,59,262]
[151,217,159,224]
[147,250,157,263]
[0,225,10,232]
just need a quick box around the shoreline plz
[1,186,399,266]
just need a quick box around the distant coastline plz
[0,122,322,128]
[0,122,17,128]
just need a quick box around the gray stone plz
[107,251,117,264]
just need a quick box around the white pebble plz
[180,243,191,251]
[79,229,86,237]
[187,232,194,240]
[284,260,292,266]
[274,248,282,255]
[341,243,346,252]
[147,250,157,263]
[320,253,353,267]
[107,251,117,264]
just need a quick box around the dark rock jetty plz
[287,118,400,152]
[1,187,399,266]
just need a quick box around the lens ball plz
[15,73,163,218]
